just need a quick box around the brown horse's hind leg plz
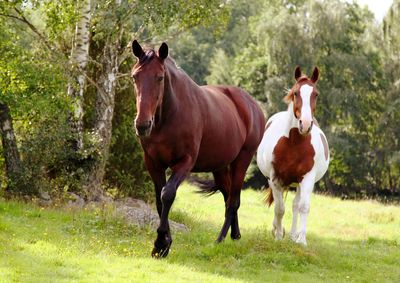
[213,168,230,242]
[212,168,230,202]
[216,149,254,242]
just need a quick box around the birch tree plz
[0,103,22,190]
[67,0,92,151]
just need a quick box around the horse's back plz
[202,85,265,148]
[190,85,265,171]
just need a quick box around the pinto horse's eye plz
[294,91,299,97]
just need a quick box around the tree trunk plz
[67,0,92,151]
[84,42,119,201]
[0,102,22,190]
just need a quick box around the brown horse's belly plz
[192,129,245,172]
[272,128,315,186]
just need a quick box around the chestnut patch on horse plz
[272,128,315,186]
[320,133,329,161]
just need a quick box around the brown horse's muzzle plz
[135,120,153,137]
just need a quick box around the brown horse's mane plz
[283,76,313,104]
[136,48,179,69]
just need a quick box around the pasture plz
[1,183,399,282]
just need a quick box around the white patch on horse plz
[299,84,313,132]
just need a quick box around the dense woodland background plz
[0,0,399,202]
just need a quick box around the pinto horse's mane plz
[283,75,313,104]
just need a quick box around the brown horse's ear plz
[158,42,168,60]
[311,67,319,83]
[294,66,302,81]
[132,39,144,58]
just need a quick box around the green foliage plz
[0,0,231,198]
[0,0,399,199]
[1,186,399,281]
[205,0,399,196]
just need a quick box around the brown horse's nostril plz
[135,120,152,136]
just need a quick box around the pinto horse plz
[257,66,329,246]
[131,40,265,257]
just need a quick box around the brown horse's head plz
[284,66,319,136]
[131,40,168,137]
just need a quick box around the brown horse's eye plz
[157,76,164,82]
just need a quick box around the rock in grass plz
[115,197,188,232]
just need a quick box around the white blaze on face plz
[299,84,313,134]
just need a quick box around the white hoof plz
[289,231,298,242]
[272,226,285,240]
[294,232,307,246]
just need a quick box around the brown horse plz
[131,40,265,258]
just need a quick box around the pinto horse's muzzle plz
[135,119,153,137]
[299,120,313,136]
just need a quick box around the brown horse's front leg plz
[152,155,193,258]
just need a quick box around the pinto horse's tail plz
[186,175,219,196]
[265,186,274,207]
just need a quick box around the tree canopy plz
[0,0,399,201]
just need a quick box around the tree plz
[67,0,92,151]
[206,0,396,197]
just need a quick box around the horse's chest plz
[272,128,315,186]
[141,132,198,166]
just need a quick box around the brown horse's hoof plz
[231,233,241,240]
[151,240,172,258]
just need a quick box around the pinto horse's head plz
[285,66,320,136]
[131,40,168,137]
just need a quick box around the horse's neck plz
[283,102,298,136]
[163,60,198,109]
[158,61,194,122]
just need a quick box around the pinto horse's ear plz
[158,42,168,60]
[311,67,319,83]
[132,39,144,58]
[294,66,302,81]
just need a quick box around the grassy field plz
[0,183,399,282]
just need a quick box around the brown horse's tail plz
[265,186,274,207]
[186,175,219,196]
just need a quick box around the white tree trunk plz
[84,43,119,200]
[67,0,92,150]
[0,103,22,189]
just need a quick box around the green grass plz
[1,184,399,282]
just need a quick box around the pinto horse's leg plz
[290,186,301,241]
[216,150,253,242]
[152,155,193,258]
[270,180,285,240]
[294,171,316,246]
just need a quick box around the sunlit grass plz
[0,183,399,282]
